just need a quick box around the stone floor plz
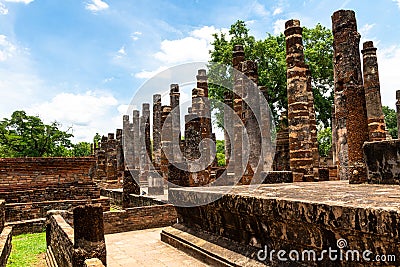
[105,227,209,267]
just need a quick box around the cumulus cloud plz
[393,0,400,8]
[135,66,168,79]
[273,7,283,16]
[86,0,109,12]
[4,0,34,4]
[131,31,142,41]
[27,91,120,142]
[0,3,8,15]
[273,19,286,35]
[0,35,17,61]
[251,1,269,17]
[152,25,228,65]
[378,45,400,109]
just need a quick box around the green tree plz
[317,127,332,157]
[0,110,73,157]
[93,133,101,145]
[209,20,333,127]
[382,106,397,139]
[72,142,92,157]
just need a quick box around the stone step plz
[161,225,267,267]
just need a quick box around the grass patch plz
[7,232,46,267]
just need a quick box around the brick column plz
[116,129,124,185]
[397,90,400,139]
[170,84,182,163]
[306,66,320,179]
[161,105,172,183]
[232,45,245,184]
[362,41,387,141]
[105,133,117,182]
[242,60,261,183]
[73,204,106,266]
[332,10,369,183]
[284,19,314,182]
[224,91,233,166]
[122,115,134,170]
[132,110,140,170]
[152,94,162,169]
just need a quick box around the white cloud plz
[27,91,119,142]
[4,0,34,4]
[131,31,142,41]
[359,23,375,38]
[273,7,283,16]
[273,19,286,35]
[117,46,126,55]
[152,25,228,65]
[0,35,16,61]
[252,1,269,17]
[86,0,109,12]
[378,45,400,109]
[0,3,8,15]
[393,0,400,8]
[135,66,168,79]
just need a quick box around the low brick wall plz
[6,197,110,222]
[101,188,164,207]
[104,204,177,234]
[364,140,400,184]
[0,200,4,232]
[0,226,12,267]
[0,157,98,203]
[46,214,74,267]
[6,218,46,236]
[46,211,106,267]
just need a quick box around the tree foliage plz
[209,20,334,128]
[382,106,398,139]
[0,111,74,157]
[317,127,332,157]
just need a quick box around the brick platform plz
[169,181,400,266]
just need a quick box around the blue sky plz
[0,0,399,142]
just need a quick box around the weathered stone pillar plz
[331,104,338,167]
[397,90,400,139]
[259,86,273,172]
[116,129,124,185]
[123,170,140,208]
[122,115,134,170]
[242,60,262,183]
[105,133,117,183]
[306,66,320,179]
[139,104,151,185]
[152,94,162,169]
[362,41,386,141]
[224,91,233,166]
[284,19,314,182]
[170,84,182,163]
[332,10,369,183]
[161,105,172,183]
[132,110,140,170]
[73,204,106,266]
[232,45,245,184]
[272,114,290,171]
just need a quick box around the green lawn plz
[7,232,46,267]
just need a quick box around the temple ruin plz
[1,8,400,267]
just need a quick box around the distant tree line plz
[0,110,93,157]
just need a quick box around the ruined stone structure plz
[362,41,387,141]
[152,94,162,169]
[46,204,106,267]
[272,116,290,171]
[0,200,12,267]
[284,19,315,182]
[396,90,400,138]
[332,10,369,183]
